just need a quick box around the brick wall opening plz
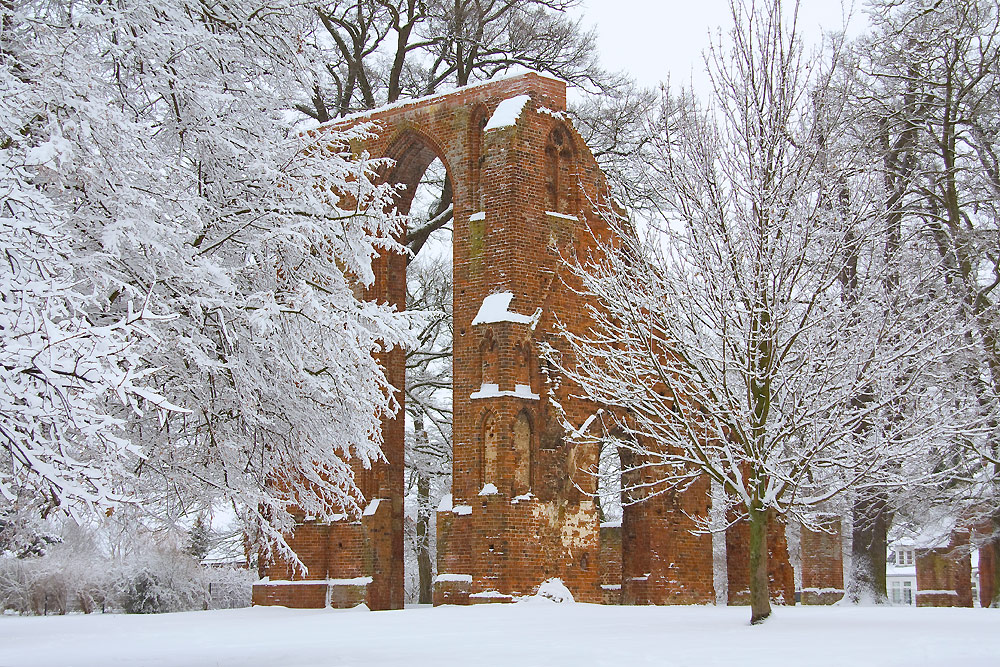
[255,73,717,610]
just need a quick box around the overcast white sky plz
[572,0,866,93]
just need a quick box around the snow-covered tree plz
[2,0,416,568]
[2,15,183,518]
[555,0,965,624]
[854,0,1000,605]
[297,0,611,122]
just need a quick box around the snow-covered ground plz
[2,602,996,667]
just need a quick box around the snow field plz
[1,602,996,667]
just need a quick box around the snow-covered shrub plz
[115,543,208,614]
[0,516,256,614]
[0,558,35,614]
[204,567,255,610]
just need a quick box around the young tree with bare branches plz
[555,0,965,624]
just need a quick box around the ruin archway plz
[252,73,717,610]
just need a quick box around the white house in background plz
[887,543,917,606]
[887,539,982,607]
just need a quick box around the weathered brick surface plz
[251,581,332,608]
[256,498,395,609]
[726,513,795,606]
[621,477,715,605]
[599,525,624,604]
[978,536,997,607]
[258,73,717,609]
[915,530,972,608]
[800,515,844,605]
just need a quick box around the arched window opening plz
[469,104,488,209]
[514,340,532,390]
[406,156,453,264]
[597,439,624,525]
[544,125,576,214]
[394,133,455,606]
[513,410,533,495]
[479,330,499,388]
[482,412,500,487]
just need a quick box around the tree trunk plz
[986,514,1000,608]
[416,471,433,605]
[847,494,890,603]
[988,541,1000,608]
[748,506,772,624]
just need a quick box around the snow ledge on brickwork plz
[470,382,540,400]
[434,574,473,583]
[363,498,383,516]
[469,590,510,598]
[537,106,570,121]
[437,493,453,512]
[470,211,486,221]
[328,577,373,587]
[479,483,499,496]
[452,504,473,516]
[471,292,538,326]
[600,520,622,528]
[328,72,553,126]
[253,577,372,587]
[801,587,845,594]
[511,492,534,504]
[545,210,578,221]
[484,95,531,131]
[304,513,348,523]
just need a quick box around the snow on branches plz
[1,0,418,565]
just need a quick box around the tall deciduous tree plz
[2,0,416,568]
[299,0,609,122]
[554,0,962,624]
[856,0,1000,605]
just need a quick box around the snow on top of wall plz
[252,577,372,586]
[470,383,501,399]
[479,483,499,496]
[328,73,554,126]
[327,577,373,587]
[363,498,382,516]
[512,384,539,399]
[484,95,531,131]
[472,292,535,325]
[537,106,570,121]
[434,573,473,583]
[470,383,540,401]
[453,504,473,515]
[470,211,486,221]
[545,210,578,221]
[437,493,453,513]
[469,590,509,598]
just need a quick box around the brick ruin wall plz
[725,513,795,606]
[251,72,837,610]
[915,530,974,608]
[799,515,844,605]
